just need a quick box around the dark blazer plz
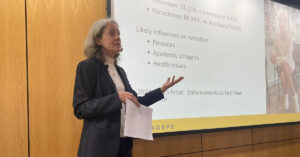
[73,58,164,157]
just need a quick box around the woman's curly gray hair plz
[83,18,119,63]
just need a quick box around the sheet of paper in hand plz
[124,99,153,140]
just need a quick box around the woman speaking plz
[72,18,184,157]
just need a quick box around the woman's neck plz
[104,54,115,65]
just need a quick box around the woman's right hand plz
[118,91,140,107]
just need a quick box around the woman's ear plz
[95,37,102,46]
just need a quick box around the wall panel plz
[202,146,252,157]
[0,0,28,157]
[133,124,300,157]
[292,124,300,139]
[133,134,202,157]
[253,140,292,157]
[292,139,300,157]
[173,152,202,157]
[253,125,292,144]
[26,0,106,156]
[202,129,252,151]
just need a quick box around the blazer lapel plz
[92,58,117,92]
[116,65,130,92]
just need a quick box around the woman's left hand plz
[161,76,184,93]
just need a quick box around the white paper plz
[124,99,153,140]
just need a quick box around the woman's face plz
[97,22,122,57]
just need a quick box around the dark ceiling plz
[272,0,300,10]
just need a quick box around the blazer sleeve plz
[72,60,122,120]
[118,67,164,107]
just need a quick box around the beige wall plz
[1,0,300,157]
[26,0,106,156]
[0,0,28,157]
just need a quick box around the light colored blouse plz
[104,55,126,137]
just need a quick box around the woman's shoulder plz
[79,58,97,65]
[78,58,105,69]
[76,58,106,74]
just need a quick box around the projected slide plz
[112,0,266,120]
